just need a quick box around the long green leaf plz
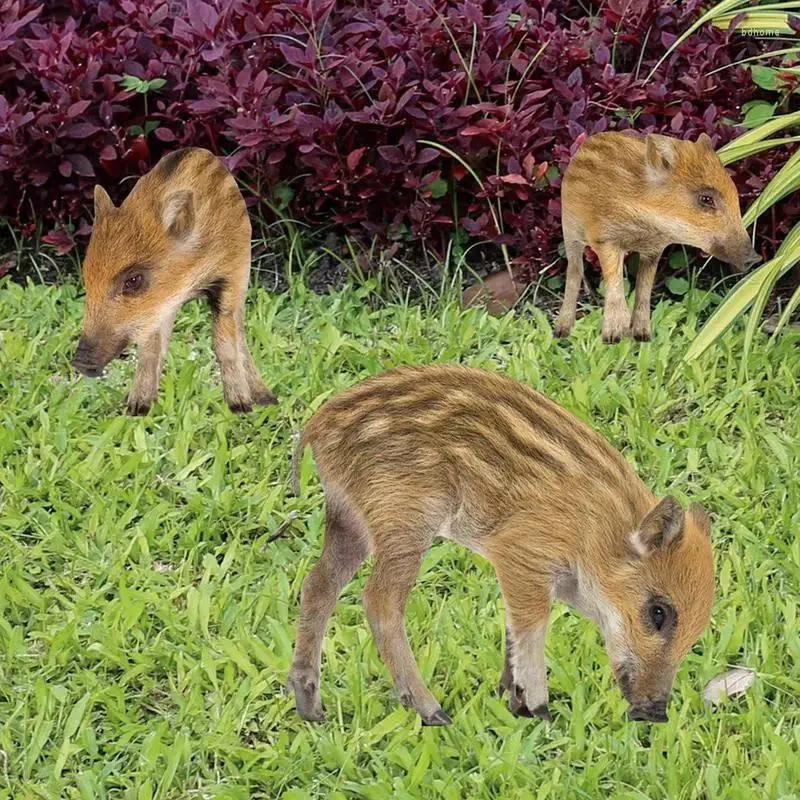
[713,7,800,34]
[685,221,800,361]
[720,136,800,164]
[718,110,800,161]
[708,46,800,76]
[742,251,794,372]
[742,147,800,225]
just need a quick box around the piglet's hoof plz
[497,670,514,698]
[252,385,279,406]
[421,708,452,726]
[125,398,152,416]
[509,685,552,720]
[291,686,326,723]
[285,673,326,722]
[228,401,253,414]
[552,322,572,339]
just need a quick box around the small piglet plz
[556,131,761,343]
[287,365,714,725]
[72,148,276,414]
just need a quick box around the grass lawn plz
[1,278,798,799]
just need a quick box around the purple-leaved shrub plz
[1,0,795,274]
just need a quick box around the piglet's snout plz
[730,241,761,273]
[72,336,107,378]
[628,699,669,724]
[72,336,104,377]
[741,246,761,269]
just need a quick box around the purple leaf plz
[187,0,218,32]
[67,100,92,118]
[63,123,99,138]
[43,228,75,255]
[377,146,404,164]
[347,147,366,170]
[67,154,95,176]
[188,99,222,113]
[417,148,440,165]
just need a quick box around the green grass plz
[1,278,798,800]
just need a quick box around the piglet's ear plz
[629,496,685,558]
[93,185,115,220]
[161,190,195,240]
[688,502,712,538]
[645,134,676,180]
[697,133,715,153]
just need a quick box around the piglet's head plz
[72,185,197,378]
[604,497,714,723]
[645,134,760,273]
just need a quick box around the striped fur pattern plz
[72,147,276,414]
[287,365,715,725]
[556,131,760,343]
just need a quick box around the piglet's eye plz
[699,194,715,209]
[122,273,144,295]
[650,605,666,630]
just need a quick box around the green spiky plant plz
[655,2,800,362]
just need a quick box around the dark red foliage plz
[1,0,796,272]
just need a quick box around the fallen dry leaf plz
[462,269,526,315]
[702,667,756,707]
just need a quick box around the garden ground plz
[0,278,798,799]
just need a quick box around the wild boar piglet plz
[72,147,276,414]
[287,365,715,726]
[556,131,760,343]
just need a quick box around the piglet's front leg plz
[126,312,176,415]
[487,532,551,719]
[210,278,277,413]
[497,626,552,720]
[497,624,551,718]
[506,623,552,720]
[594,242,631,344]
[492,552,553,720]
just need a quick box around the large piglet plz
[72,148,276,414]
[287,365,715,726]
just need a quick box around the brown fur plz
[287,365,715,725]
[556,131,760,343]
[72,147,276,414]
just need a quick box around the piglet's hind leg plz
[287,497,370,721]
[363,543,450,725]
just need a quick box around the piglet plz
[72,148,276,414]
[556,131,760,343]
[287,365,715,725]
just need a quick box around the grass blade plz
[772,281,800,334]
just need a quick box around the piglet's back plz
[561,132,649,215]
[125,148,249,242]
[304,365,654,535]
